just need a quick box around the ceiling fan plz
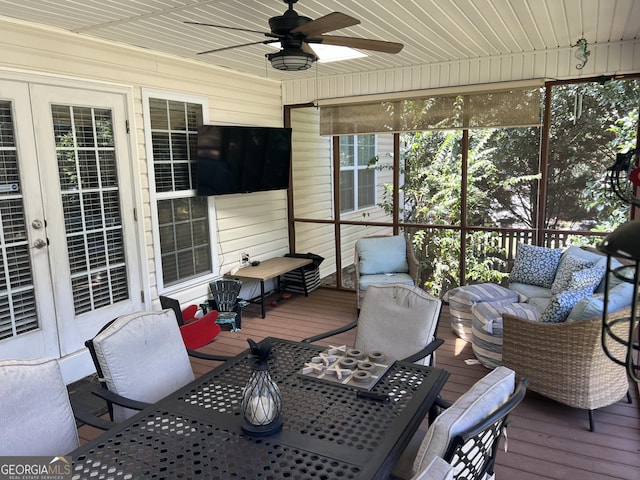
[185,0,404,71]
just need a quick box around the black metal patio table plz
[70,337,449,480]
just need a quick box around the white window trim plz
[141,88,220,294]
[339,134,378,214]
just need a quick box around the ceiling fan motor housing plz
[268,10,312,37]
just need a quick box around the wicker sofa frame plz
[502,306,632,431]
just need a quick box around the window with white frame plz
[339,134,376,213]
[143,91,217,289]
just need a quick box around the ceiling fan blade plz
[197,40,278,55]
[318,35,404,54]
[184,21,279,38]
[300,42,318,58]
[291,12,360,36]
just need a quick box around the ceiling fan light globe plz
[267,49,315,71]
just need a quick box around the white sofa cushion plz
[526,296,551,312]
[567,281,635,321]
[508,282,553,301]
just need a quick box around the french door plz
[0,78,142,380]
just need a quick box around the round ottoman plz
[471,301,541,368]
[446,283,519,340]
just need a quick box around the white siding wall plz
[290,106,395,278]
[289,108,335,278]
[0,19,285,307]
[281,41,640,105]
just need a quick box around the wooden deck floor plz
[78,287,640,479]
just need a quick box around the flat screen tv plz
[196,125,292,196]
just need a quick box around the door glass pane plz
[52,105,129,315]
[0,100,38,339]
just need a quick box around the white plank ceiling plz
[0,0,638,81]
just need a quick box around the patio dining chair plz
[0,358,111,455]
[209,279,243,331]
[392,366,529,480]
[85,309,230,422]
[303,284,443,367]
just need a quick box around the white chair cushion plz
[413,366,515,475]
[411,456,454,480]
[0,358,79,455]
[357,235,409,275]
[357,272,414,291]
[355,284,441,366]
[92,309,195,422]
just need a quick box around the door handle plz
[33,238,48,249]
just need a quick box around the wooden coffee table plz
[226,256,312,318]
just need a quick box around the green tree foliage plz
[545,81,636,229]
[474,126,541,228]
[380,128,511,296]
[472,80,637,230]
[375,79,638,295]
